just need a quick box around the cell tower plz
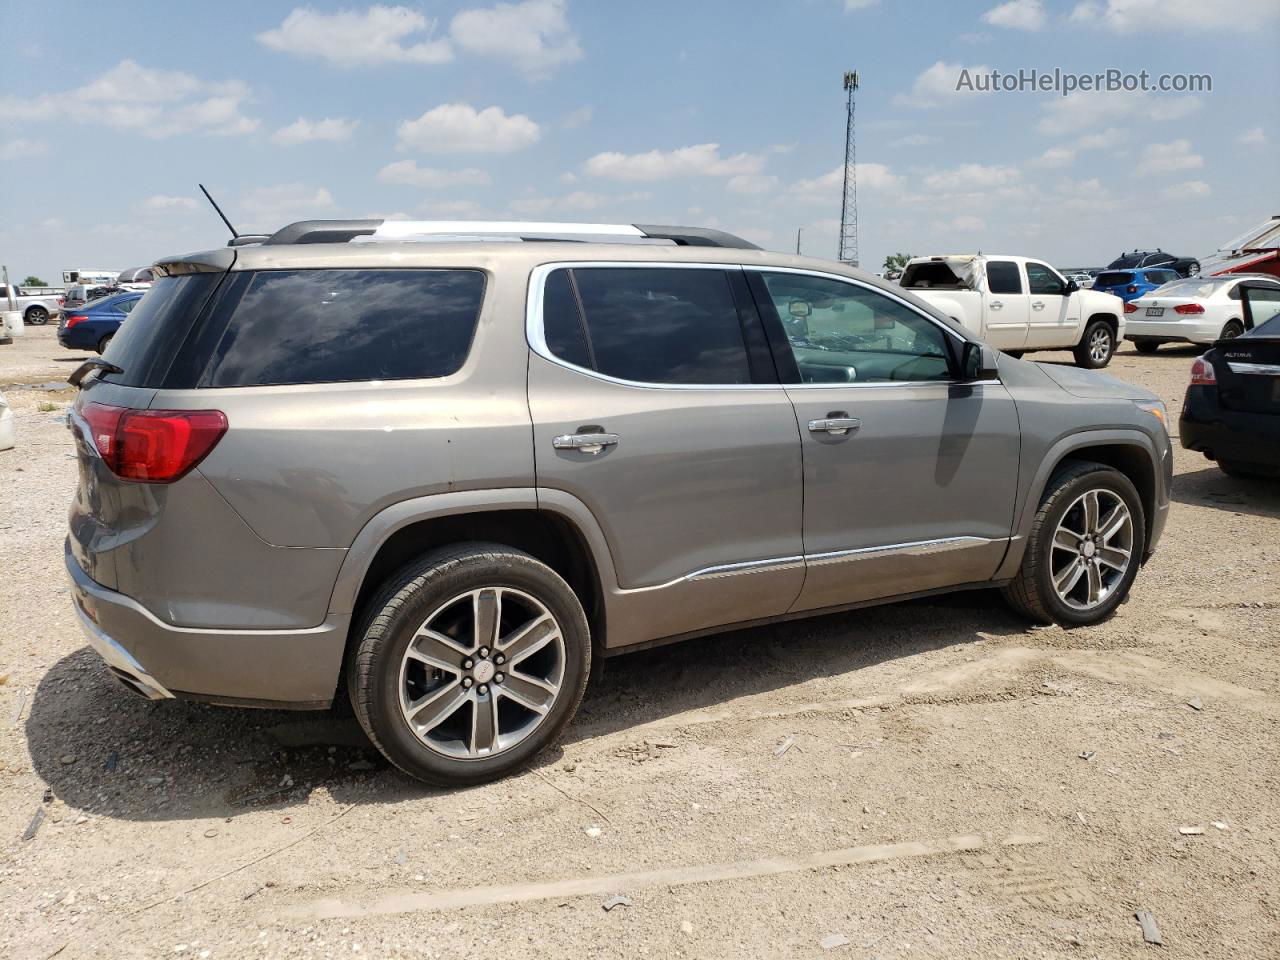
[838,69,860,267]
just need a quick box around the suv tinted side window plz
[545,267,752,385]
[986,261,1022,294]
[198,269,485,387]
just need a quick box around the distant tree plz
[21,275,47,286]
[881,253,912,275]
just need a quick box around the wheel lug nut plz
[463,658,474,669]
[494,673,504,684]
[494,654,505,665]
[478,646,490,658]
[478,684,488,695]
[462,677,473,688]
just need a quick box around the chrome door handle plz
[552,433,620,454]
[1031,301,1045,311]
[989,301,1003,311]
[808,417,861,436]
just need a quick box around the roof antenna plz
[199,183,239,239]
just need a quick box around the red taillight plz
[1127,285,1138,294]
[1190,356,1216,386]
[57,297,65,305]
[66,314,89,328]
[1174,303,1205,315]
[1124,302,1138,314]
[80,403,227,483]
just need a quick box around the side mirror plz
[960,341,999,381]
[1237,282,1280,332]
[1066,279,1079,293]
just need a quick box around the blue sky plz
[1,0,1276,283]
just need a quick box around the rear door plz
[747,268,1019,613]
[981,260,1029,349]
[527,263,805,640]
[1023,261,1074,349]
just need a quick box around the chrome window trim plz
[526,261,988,392]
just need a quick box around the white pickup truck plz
[0,284,65,326]
[900,255,1126,368]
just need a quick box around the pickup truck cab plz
[0,284,66,326]
[900,255,1126,368]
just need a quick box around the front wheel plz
[1002,461,1144,626]
[1132,338,1159,354]
[25,306,49,325]
[1073,320,1115,369]
[348,543,590,786]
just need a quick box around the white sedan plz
[1124,273,1280,352]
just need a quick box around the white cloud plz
[508,189,650,215]
[923,163,1020,191]
[895,60,992,108]
[0,138,47,160]
[1161,179,1211,200]
[1078,129,1119,150]
[585,143,765,181]
[727,174,780,195]
[450,0,582,76]
[377,160,492,188]
[271,117,358,145]
[1136,139,1203,175]
[256,6,452,66]
[931,215,986,232]
[1069,0,1277,32]
[889,133,939,148]
[788,163,903,202]
[239,183,336,231]
[0,60,256,138]
[1037,90,1200,136]
[397,103,541,153]
[1031,146,1075,168]
[1238,126,1267,146]
[143,194,198,211]
[982,0,1046,30]
[562,106,593,129]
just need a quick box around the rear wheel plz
[1132,339,1159,354]
[1073,320,1115,369]
[1002,461,1144,626]
[97,334,113,354]
[1220,320,1244,341]
[348,543,590,786]
[25,306,49,325]
[1218,460,1280,480]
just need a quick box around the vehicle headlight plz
[1134,400,1168,432]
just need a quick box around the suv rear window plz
[193,269,485,387]
[1095,272,1133,286]
[542,267,751,385]
[104,273,224,387]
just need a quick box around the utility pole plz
[795,227,802,255]
[838,69,860,267]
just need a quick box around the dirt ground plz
[2,323,1278,959]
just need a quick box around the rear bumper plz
[1180,389,1280,466]
[1124,319,1217,344]
[65,539,348,709]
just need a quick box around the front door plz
[527,263,805,644]
[748,269,1020,613]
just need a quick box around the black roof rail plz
[256,219,761,250]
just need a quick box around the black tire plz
[1220,320,1244,341]
[25,306,49,325]
[1073,319,1115,369]
[97,334,113,354]
[1001,461,1145,627]
[348,543,590,787]
[1132,339,1159,354]
[1218,460,1280,480]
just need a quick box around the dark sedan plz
[1181,283,1280,478]
[57,292,142,354]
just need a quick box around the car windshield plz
[81,295,121,309]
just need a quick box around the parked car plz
[1180,282,1280,478]
[1107,249,1201,278]
[0,284,65,326]
[64,219,1172,786]
[57,291,142,354]
[899,254,1126,367]
[61,283,121,310]
[1125,274,1280,352]
[1092,267,1181,303]
[117,266,155,290]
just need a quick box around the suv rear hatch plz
[1094,271,1133,290]
[1211,331,1280,415]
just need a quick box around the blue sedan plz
[58,292,143,354]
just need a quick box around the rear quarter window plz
[194,269,486,387]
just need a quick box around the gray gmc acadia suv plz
[65,220,1172,786]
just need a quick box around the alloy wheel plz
[397,587,565,760]
[1089,327,1112,364]
[1050,489,1134,611]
